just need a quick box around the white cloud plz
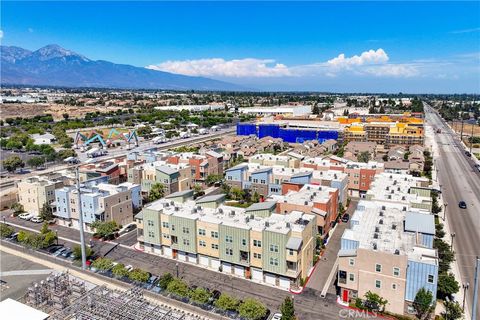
[0,30,3,39]
[327,49,389,68]
[449,27,480,34]
[364,64,419,77]
[147,58,292,78]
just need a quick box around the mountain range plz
[0,44,244,91]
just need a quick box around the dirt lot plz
[0,103,122,121]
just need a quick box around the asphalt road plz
[425,105,480,318]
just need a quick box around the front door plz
[342,289,349,302]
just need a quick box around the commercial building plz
[54,179,141,230]
[238,105,312,117]
[166,151,224,184]
[343,122,424,146]
[136,191,317,289]
[17,176,65,216]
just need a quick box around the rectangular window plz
[211,244,218,250]
[269,244,279,252]
[162,222,169,228]
[375,280,381,289]
[375,264,382,272]
[183,239,190,246]
[392,283,397,290]
[289,249,294,256]
[171,225,175,231]
[253,240,262,247]
[225,248,233,256]
[393,267,400,277]
[241,239,247,246]
[225,235,233,243]
[199,240,206,247]
[349,273,355,282]
[162,233,170,239]
[182,227,189,234]
[198,229,206,236]
[147,220,154,226]
[253,253,261,259]
[349,258,355,266]
[148,231,154,237]
[211,231,218,238]
[427,274,435,283]
[269,258,279,266]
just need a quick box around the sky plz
[1,1,480,93]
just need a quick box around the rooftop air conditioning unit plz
[174,207,179,211]
[304,201,309,205]
[392,224,397,230]
[379,211,384,216]
[373,243,377,250]
[218,208,223,214]
[394,249,400,255]
[382,206,386,210]
[373,233,379,239]
[379,219,384,225]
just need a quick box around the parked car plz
[341,214,350,223]
[271,313,282,320]
[47,245,64,254]
[6,232,19,241]
[458,201,467,209]
[31,216,44,223]
[465,151,472,157]
[61,248,73,258]
[53,248,67,257]
[18,213,34,221]
[125,264,134,271]
[119,223,136,235]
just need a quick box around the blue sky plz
[2,1,479,93]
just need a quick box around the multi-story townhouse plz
[343,122,424,147]
[365,172,432,212]
[338,199,438,315]
[17,176,65,215]
[249,154,300,168]
[166,151,224,184]
[54,179,141,230]
[271,184,339,237]
[127,160,192,197]
[136,190,317,289]
[80,161,121,185]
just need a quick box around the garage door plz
[251,268,263,281]
[234,266,244,277]
[211,259,221,271]
[199,255,209,266]
[279,277,291,289]
[264,273,276,285]
[222,262,232,274]
[163,247,173,257]
[153,245,162,255]
[178,252,187,261]
[187,253,197,264]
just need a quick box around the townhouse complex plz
[136,190,316,289]
[338,172,437,315]
[17,176,66,215]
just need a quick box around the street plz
[425,104,480,318]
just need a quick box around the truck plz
[86,148,107,158]
[179,132,191,139]
[210,125,220,132]
[198,128,209,135]
[152,136,168,144]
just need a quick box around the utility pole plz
[460,117,465,142]
[470,123,475,154]
[472,256,479,320]
[76,166,87,270]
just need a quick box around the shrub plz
[238,298,267,320]
[92,258,114,271]
[73,245,94,260]
[112,263,129,278]
[214,293,239,311]
[166,278,189,297]
[189,287,212,304]
[128,268,150,282]
[158,272,174,290]
[0,224,14,238]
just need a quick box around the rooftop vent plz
[218,208,223,214]
[392,224,397,230]
[307,186,311,190]
[386,186,390,191]
[402,196,406,201]
[165,203,169,207]
[286,222,291,228]
[379,219,384,225]
[375,227,380,233]
[382,206,386,210]
[197,206,202,211]
[192,208,197,213]
[397,187,401,191]
[170,201,175,205]
[373,243,378,250]
[174,206,179,211]
[304,201,309,205]
[265,221,270,227]
[394,249,400,255]
[379,211,384,217]
[373,233,379,239]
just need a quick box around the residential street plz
[425,105,480,318]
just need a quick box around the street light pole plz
[443,203,448,221]
[450,232,456,252]
[463,282,469,311]
[176,262,179,278]
[470,123,475,154]
[76,166,87,270]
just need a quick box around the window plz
[269,258,279,266]
[349,273,355,282]
[148,231,154,237]
[199,240,206,247]
[183,239,190,246]
[171,225,175,231]
[260,179,266,184]
[198,229,206,236]
[211,231,218,238]
[147,220,154,226]
[241,239,247,246]
[349,258,355,266]
[375,280,381,289]
[289,249,294,256]
[253,253,261,259]
[162,222,169,228]
[253,178,258,183]
[225,248,233,256]
[392,283,397,290]
[211,244,219,250]
[393,267,400,277]
[253,240,262,247]
[162,233,170,239]
[269,244,279,252]
[375,264,382,272]
[225,235,233,243]
[427,274,435,283]
[182,227,189,234]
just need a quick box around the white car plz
[271,313,282,320]
[18,213,34,220]
[125,265,134,271]
[30,216,44,223]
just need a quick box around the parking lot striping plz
[1,269,54,276]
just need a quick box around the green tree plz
[231,187,244,201]
[312,104,320,115]
[91,221,118,238]
[413,288,433,320]
[92,258,114,271]
[148,183,165,202]
[442,301,463,320]
[27,157,45,168]
[57,149,77,160]
[40,222,50,234]
[6,139,23,150]
[214,293,239,311]
[112,263,129,278]
[42,231,57,248]
[238,298,267,320]
[3,155,25,173]
[437,273,460,300]
[39,203,55,221]
[128,268,150,282]
[189,287,212,304]
[11,203,24,215]
[205,174,223,186]
[251,191,260,203]
[363,291,388,312]
[73,245,94,260]
[357,151,371,163]
[280,296,295,320]
[158,272,174,290]
[0,224,14,238]
[166,278,189,297]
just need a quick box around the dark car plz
[459,201,467,209]
[465,151,472,157]
[47,245,64,254]
[341,214,350,223]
